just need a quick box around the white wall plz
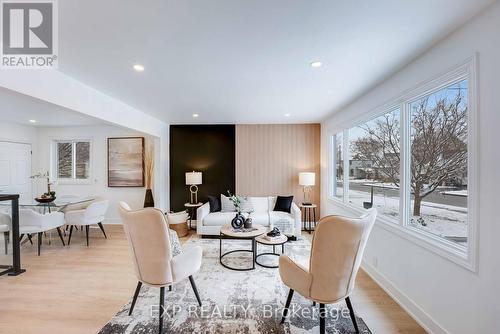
[321,3,500,334]
[36,125,156,224]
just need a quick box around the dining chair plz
[279,209,377,334]
[65,200,109,246]
[0,212,11,254]
[19,209,66,256]
[118,201,203,334]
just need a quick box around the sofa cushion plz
[270,211,295,235]
[250,197,269,212]
[248,212,270,226]
[203,212,249,226]
[239,197,254,213]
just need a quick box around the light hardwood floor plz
[0,225,425,334]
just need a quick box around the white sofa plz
[196,196,302,238]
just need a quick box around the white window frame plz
[328,56,478,271]
[51,138,93,184]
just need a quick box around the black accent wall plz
[169,125,235,212]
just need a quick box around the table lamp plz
[185,171,202,204]
[299,172,315,205]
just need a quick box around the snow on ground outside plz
[441,190,468,197]
[348,189,467,243]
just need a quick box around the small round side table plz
[184,202,202,230]
[254,234,288,269]
[299,204,317,234]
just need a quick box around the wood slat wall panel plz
[235,124,321,214]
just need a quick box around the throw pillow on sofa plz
[207,195,221,212]
[239,196,254,213]
[221,194,236,212]
[273,195,294,213]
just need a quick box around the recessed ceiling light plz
[29,119,37,123]
[192,113,199,118]
[284,113,291,117]
[133,64,145,72]
[310,61,322,68]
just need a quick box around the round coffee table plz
[254,234,288,268]
[219,224,266,271]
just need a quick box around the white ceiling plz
[0,88,103,127]
[58,0,494,124]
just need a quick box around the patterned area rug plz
[99,236,371,334]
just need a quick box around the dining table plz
[0,195,95,276]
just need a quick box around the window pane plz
[57,142,73,178]
[332,132,344,199]
[348,109,401,220]
[75,142,90,179]
[409,80,468,246]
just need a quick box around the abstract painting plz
[108,137,144,187]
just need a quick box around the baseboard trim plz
[361,261,449,334]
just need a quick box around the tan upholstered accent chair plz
[118,202,203,334]
[279,209,377,334]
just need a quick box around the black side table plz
[299,204,317,234]
[254,234,288,268]
[184,202,202,230]
[0,194,25,276]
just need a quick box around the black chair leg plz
[4,231,9,254]
[319,303,326,334]
[37,232,42,256]
[188,275,202,307]
[281,288,294,324]
[68,225,74,245]
[97,222,107,239]
[345,297,359,333]
[56,227,66,246]
[159,286,165,334]
[85,226,89,247]
[169,285,172,292]
[27,234,33,245]
[129,281,142,316]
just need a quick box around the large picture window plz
[329,61,475,268]
[408,79,468,245]
[348,109,401,221]
[331,132,344,199]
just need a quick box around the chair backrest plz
[84,200,109,224]
[118,201,174,286]
[309,209,377,302]
[19,209,43,227]
[0,212,11,228]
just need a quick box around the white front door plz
[0,142,32,202]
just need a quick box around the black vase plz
[144,189,155,208]
[231,213,244,229]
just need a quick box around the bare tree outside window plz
[55,140,91,181]
[347,80,468,244]
[57,142,73,178]
[349,109,401,219]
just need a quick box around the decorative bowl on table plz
[35,196,56,203]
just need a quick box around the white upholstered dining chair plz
[279,209,377,334]
[118,202,203,334]
[19,209,66,256]
[65,200,109,246]
[0,212,11,254]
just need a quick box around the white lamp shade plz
[299,172,315,186]
[185,171,202,185]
